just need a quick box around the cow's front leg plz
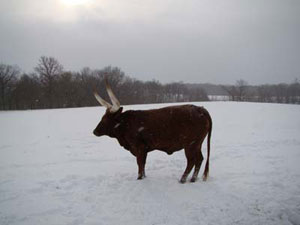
[136,151,147,180]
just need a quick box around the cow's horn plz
[93,91,112,109]
[105,80,120,113]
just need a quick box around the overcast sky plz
[0,0,299,84]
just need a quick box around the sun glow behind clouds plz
[61,0,92,6]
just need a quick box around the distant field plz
[1,102,300,225]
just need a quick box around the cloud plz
[0,0,299,84]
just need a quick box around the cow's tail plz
[203,110,212,181]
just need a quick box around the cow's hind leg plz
[136,151,147,180]
[190,145,204,182]
[180,148,196,183]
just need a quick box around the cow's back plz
[124,104,210,152]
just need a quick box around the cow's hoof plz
[137,174,145,180]
[190,177,197,183]
[179,178,186,184]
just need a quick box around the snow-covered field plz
[1,102,300,225]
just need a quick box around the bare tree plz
[35,56,63,108]
[164,82,188,102]
[56,72,78,108]
[143,80,163,103]
[13,73,41,109]
[289,79,300,104]
[75,67,98,107]
[236,79,248,101]
[257,85,272,102]
[222,85,238,101]
[0,64,19,109]
[273,83,288,103]
[222,79,249,101]
[189,87,209,102]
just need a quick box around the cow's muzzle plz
[93,129,101,137]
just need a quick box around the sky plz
[0,0,299,85]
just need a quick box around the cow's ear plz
[114,107,123,117]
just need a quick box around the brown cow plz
[93,81,212,183]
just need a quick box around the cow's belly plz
[158,147,183,155]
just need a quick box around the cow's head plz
[93,81,123,137]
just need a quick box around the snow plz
[0,102,300,225]
[138,127,145,132]
[114,123,120,129]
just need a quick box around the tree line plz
[0,56,208,110]
[222,79,300,104]
[2,56,299,110]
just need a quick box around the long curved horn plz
[93,91,112,109]
[105,80,120,113]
